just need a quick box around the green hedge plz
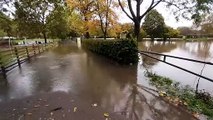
[82,39,138,64]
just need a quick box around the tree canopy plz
[0,0,212,41]
[200,14,213,36]
[15,0,66,43]
[118,0,213,41]
[143,10,165,40]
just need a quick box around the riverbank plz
[146,71,213,120]
[0,92,127,120]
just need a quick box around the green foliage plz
[146,71,213,119]
[14,0,68,40]
[140,28,147,39]
[192,0,213,24]
[167,27,180,38]
[146,72,172,87]
[0,29,6,37]
[142,10,166,40]
[0,12,16,37]
[47,5,70,39]
[200,14,213,36]
[82,39,138,64]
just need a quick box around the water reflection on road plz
[0,41,211,120]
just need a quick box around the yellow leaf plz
[92,103,98,107]
[104,112,109,117]
[74,107,77,112]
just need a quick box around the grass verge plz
[146,71,213,119]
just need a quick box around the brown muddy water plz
[0,40,212,120]
[138,41,213,93]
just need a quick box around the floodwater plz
[0,40,212,120]
[138,41,213,93]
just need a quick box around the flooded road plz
[0,41,212,120]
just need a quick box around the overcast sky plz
[117,2,193,29]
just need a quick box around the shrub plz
[82,39,138,64]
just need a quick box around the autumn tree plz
[67,11,85,36]
[118,0,213,42]
[166,27,180,38]
[67,0,96,38]
[95,0,118,39]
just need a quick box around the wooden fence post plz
[41,44,44,52]
[14,47,21,68]
[25,46,30,60]
[0,54,7,79]
[33,44,36,56]
[38,45,40,54]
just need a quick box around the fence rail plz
[0,43,57,79]
[139,51,213,83]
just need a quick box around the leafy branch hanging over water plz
[146,71,213,119]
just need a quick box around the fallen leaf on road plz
[27,113,32,115]
[104,113,109,117]
[92,103,98,107]
[192,112,199,118]
[73,107,77,112]
[50,112,53,116]
[45,105,49,107]
[34,105,40,108]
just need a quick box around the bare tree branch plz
[140,0,163,20]
[118,0,133,21]
[127,0,136,19]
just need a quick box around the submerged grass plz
[146,71,213,119]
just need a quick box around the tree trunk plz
[151,36,154,41]
[103,32,107,40]
[84,17,90,39]
[85,32,90,39]
[43,32,47,44]
[134,20,141,42]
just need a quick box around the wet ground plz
[0,91,127,120]
[0,41,208,120]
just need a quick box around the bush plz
[82,39,138,64]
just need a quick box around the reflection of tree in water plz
[122,83,196,120]
[82,52,138,103]
[138,41,178,68]
[52,42,83,55]
[138,41,177,52]
[179,41,213,59]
